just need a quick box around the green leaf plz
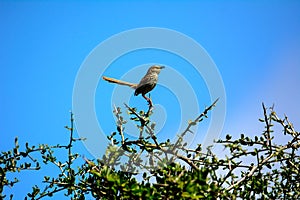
[188,120,197,126]
[226,134,232,140]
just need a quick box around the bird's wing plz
[102,76,137,89]
[137,73,157,87]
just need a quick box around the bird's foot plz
[147,98,153,108]
[143,94,153,108]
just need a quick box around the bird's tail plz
[102,76,137,89]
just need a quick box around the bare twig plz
[113,105,125,144]
[170,98,219,161]
[262,103,273,153]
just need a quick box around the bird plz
[102,65,165,107]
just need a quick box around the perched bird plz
[102,65,165,107]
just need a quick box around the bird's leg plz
[139,132,143,139]
[142,94,153,107]
[148,94,153,108]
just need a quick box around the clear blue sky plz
[1,1,300,199]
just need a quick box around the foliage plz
[1,101,299,199]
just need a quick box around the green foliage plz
[1,102,299,199]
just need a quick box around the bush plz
[1,100,299,199]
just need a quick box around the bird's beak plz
[160,66,165,69]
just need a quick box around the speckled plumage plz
[134,65,164,96]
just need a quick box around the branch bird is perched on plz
[102,65,165,107]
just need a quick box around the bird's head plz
[147,65,165,74]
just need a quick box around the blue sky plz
[1,1,300,199]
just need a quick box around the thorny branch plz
[2,99,300,199]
